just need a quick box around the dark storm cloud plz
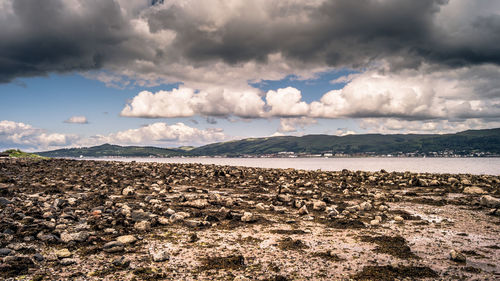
[0,0,144,83]
[146,0,500,69]
[1,0,500,83]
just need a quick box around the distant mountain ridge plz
[38,128,500,157]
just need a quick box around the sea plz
[82,157,500,175]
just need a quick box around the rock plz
[448,177,459,184]
[480,195,500,208]
[116,235,137,245]
[233,275,251,281]
[59,258,76,266]
[378,205,388,211]
[33,253,44,262]
[394,216,404,223]
[461,178,472,185]
[60,231,89,243]
[256,203,267,211]
[183,199,209,209]
[370,219,380,226]
[158,217,170,225]
[131,210,151,221]
[134,221,151,231]
[327,208,339,217]
[53,198,67,208]
[241,212,256,222]
[429,180,440,186]
[0,248,12,256]
[278,194,292,203]
[298,205,309,215]
[122,186,135,196]
[313,200,327,211]
[37,233,58,243]
[151,250,169,262]
[184,220,203,227]
[170,213,185,223]
[112,256,130,268]
[55,248,72,259]
[360,202,372,211]
[463,186,487,195]
[103,241,124,253]
[450,249,466,263]
[0,197,12,206]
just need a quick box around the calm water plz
[85,157,500,175]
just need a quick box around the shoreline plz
[73,157,500,176]
[0,158,499,280]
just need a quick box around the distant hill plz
[189,128,500,156]
[38,143,183,158]
[38,128,500,157]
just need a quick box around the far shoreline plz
[66,156,500,176]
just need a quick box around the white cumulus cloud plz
[64,116,88,124]
[266,87,310,117]
[0,120,79,150]
[278,117,317,133]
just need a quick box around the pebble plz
[360,201,372,211]
[0,197,12,206]
[313,200,327,211]
[134,221,151,231]
[480,195,500,208]
[122,186,135,196]
[151,250,169,262]
[112,256,130,268]
[59,258,76,266]
[241,212,256,222]
[450,249,466,263]
[60,231,89,243]
[103,241,125,253]
[55,248,72,258]
[463,186,487,195]
[394,216,404,223]
[298,205,309,215]
[116,235,137,245]
[0,248,12,256]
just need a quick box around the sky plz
[1,0,500,151]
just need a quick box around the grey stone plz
[480,195,500,208]
[0,248,12,256]
[151,250,169,262]
[59,258,76,266]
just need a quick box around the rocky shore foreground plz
[0,158,499,280]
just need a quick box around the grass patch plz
[270,229,307,235]
[278,237,309,251]
[3,149,46,159]
[353,265,438,280]
[132,267,167,280]
[199,255,245,271]
[360,235,419,259]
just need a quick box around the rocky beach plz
[0,157,499,280]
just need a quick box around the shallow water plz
[83,157,500,175]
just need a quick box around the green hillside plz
[38,143,183,158]
[37,128,500,157]
[189,128,500,156]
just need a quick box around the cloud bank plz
[2,0,500,135]
[2,0,500,86]
[0,120,227,151]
